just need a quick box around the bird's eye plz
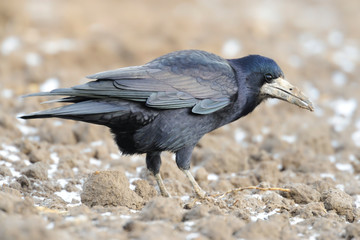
[264,73,273,83]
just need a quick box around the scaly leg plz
[176,146,207,198]
[154,173,171,197]
[182,169,206,198]
[146,152,171,197]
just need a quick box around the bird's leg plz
[154,173,170,197]
[146,152,171,197]
[176,146,207,198]
[182,169,206,198]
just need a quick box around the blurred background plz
[0,0,359,149]
[0,0,359,165]
[1,0,359,149]
[1,1,360,238]
[1,0,358,89]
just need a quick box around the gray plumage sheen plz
[21,50,313,198]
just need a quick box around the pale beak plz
[260,77,314,111]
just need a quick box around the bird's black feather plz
[20,50,290,189]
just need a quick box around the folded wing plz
[26,50,238,115]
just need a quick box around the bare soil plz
[1,1,360,239]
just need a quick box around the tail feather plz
[20,99,127,120]
[40,96,87,104]
[22,80,152,102]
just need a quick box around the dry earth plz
[1,0,360,239]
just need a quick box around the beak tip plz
[305,102,314,112]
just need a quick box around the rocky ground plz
[1,0,360,239]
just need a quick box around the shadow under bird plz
[21,50,314,198]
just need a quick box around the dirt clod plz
[235,214,294,240]
[0,191,37,215]
[291,202,327,218]
[133,179,157,201]
[321,188,356,222]
[16,175,32,190]
[183,204,210,221]
[22,162,48,180]
[345,222,360,240]
[0,215,66,240]
[281,183,321,204]
[81,170,144,209]
[140,197,183,222]
[0,165,12,177]
[197,215,246,240]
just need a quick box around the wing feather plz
[26,50,238,115]
[146,92,197,109]
[192,98,230,114]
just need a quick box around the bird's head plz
[231,55,314,112]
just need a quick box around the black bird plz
[21,50,313,198]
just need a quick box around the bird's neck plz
[211,87,260,130]
[233,87,260,120]
[207,59,262,128]
[234,71,261,118]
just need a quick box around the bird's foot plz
[182,169,207,199]
[184,192,216,209]
[193,184,207,199]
